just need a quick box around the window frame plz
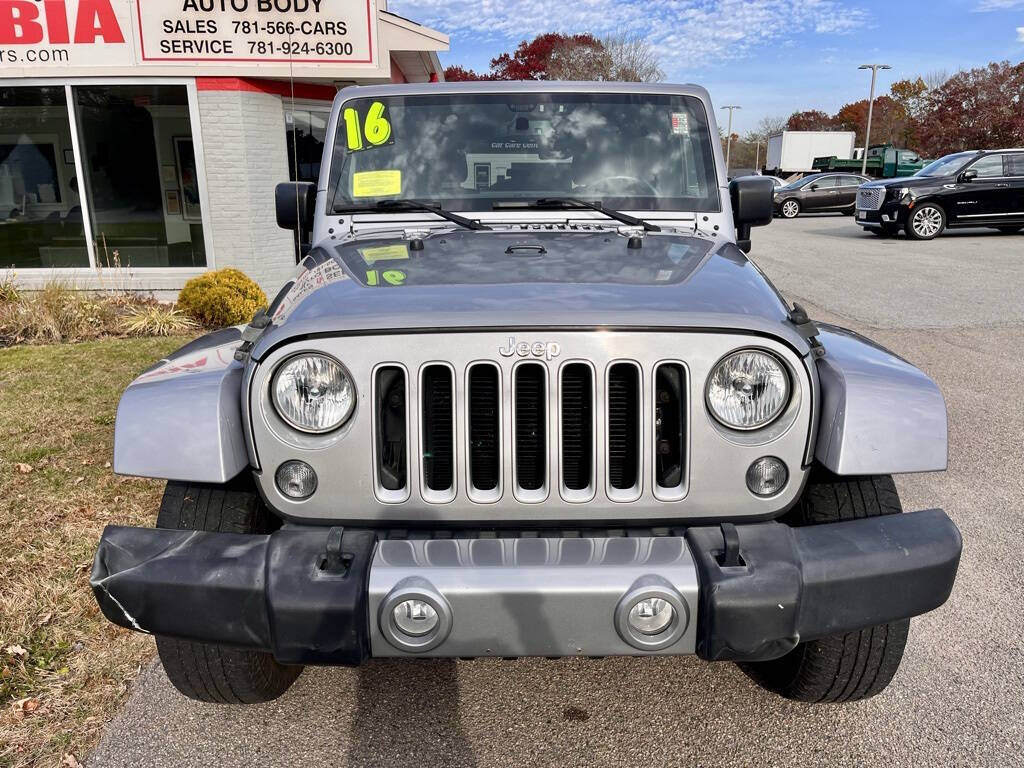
[0,76,214,276]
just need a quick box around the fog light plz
[746,456,788,497]
[393,599,439,637]
[627,598,674,635]
[275,460,317,499]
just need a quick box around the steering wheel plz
[584,175,660,196]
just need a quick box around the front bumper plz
[91,509,961,665]
[856,200,908,228]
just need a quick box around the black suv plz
[855,149,1024,239]
[773,173,869,218]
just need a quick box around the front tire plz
[739,472,910,703]
[905,203,945,240]
[780,199,801,218]
[155,478,303,704]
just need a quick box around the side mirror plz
[729,176,774,253]
[958,169,977,184]
[275,181,316,232]
[809,183,819,191]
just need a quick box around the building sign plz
[0,0,377,72]
[137,0,373,63]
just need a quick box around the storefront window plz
[286,107,329,183]
[75,85,205,268]
[0,87,89,268]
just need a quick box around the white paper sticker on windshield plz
[671,112,689,135]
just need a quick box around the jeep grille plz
[371,358,688,506]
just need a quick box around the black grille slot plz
[655,364,686,490]
[421,365,454,492]
[514,363,546,492]
[561,364,592,492]
[375,366,407,492]
[468,364,500,492]
[607,363,640,491]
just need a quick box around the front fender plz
[113,328,250,483]
[814,324,947,475]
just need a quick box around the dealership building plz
[0,0,446,296]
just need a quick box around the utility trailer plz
[765,131,855,177]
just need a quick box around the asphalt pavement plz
[89,214,1024,768]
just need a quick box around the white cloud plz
[1018,25,1024,40]
[976,0,1024,10]
[392,0,869,74]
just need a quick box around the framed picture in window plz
[173,137,201,221]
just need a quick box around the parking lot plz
[88,214,1024,768]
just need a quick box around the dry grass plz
[0,279,205,347]
[117,304,198,338]
[0,336,192,767]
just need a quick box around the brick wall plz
[197,88,296,298]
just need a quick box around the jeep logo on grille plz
[498,337,561,360]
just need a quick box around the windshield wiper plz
[333,199,491,231]
[494,198,661,232]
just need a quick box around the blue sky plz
[390,0,1024,134]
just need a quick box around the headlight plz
[706,350,789,430]
[272,354,355,433]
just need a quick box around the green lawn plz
[0,336,192,768]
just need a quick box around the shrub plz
[119,303,199,337]
[176,268,267,328]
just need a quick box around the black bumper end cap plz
[90,525,376,666]
[686,508,962,662]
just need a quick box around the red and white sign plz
[0,0,133,67]
[0,0,376,71]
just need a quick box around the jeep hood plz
[250,229,810,360]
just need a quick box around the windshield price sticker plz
[344,101,394,151]
[136,0,374,62]
[351,169,401,197]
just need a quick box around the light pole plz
[721,105,741,174]
[858,64,891,174]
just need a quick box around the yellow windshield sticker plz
[359,244,409,264]
[352,170,401,198]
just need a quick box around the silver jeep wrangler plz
[91,82,961,705]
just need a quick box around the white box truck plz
[766,131,856,177]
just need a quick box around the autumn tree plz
[834,96,907,146]
[489,33,603,80]
[915,61,1024,156]
[444,32,664,83]
[785,110,838,131]
[442,64,492,81]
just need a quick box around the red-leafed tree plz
[834,96,907,146]
[915,61,1024,156]
[442,65,493,81]
[490,33,603,80]
[785,110,838,131]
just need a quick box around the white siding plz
[197,87,296,298]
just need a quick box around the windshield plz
[915,152,975,177]
[327,92,720,213]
